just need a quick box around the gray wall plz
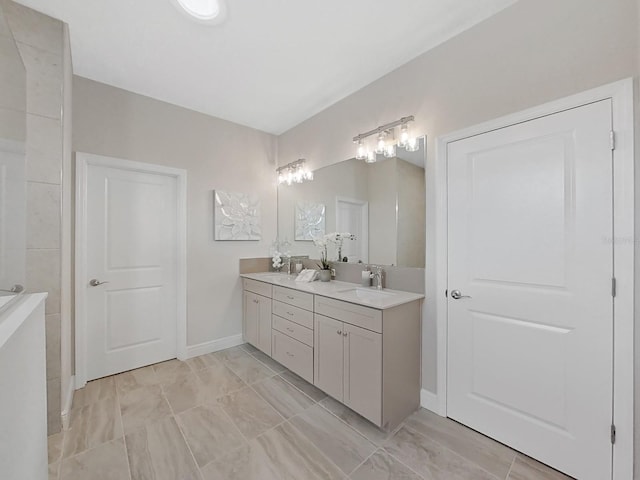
[2,0,71,435]
[72,77,278,348]
[278,0,639,397]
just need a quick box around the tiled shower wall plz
[3,0,70,434]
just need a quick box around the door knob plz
[450,290,471,300]
[89,279,109,287]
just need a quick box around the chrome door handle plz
[450,290,471,300]
[89,279,109,287]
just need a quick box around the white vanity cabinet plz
[242,279,272,355]
[241,274,422,431]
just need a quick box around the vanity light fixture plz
[277,159,314,186]
[353,115,417,163]
[170,0,227,24]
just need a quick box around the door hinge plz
[610,131,616,151]
[611,277,617,298]
[611,424,616,444]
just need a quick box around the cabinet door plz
[314,314,344,401]
[243,291,259,348]
[256,295,272,356]
[343,323,382,426]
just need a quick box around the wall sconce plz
[277,158,314,186]
[353,115,417,163]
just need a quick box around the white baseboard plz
[61,375,75,430]
[185,333,244,359]
[420,388,441,415]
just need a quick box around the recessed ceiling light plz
[170,0,227,24]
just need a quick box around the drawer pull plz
[286,351,294,357]
[287,295,295,300]
[287,311,294,316]
[337,330,342,335]
[253,299,259,304]
[286,327,294,333]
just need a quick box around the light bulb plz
[355,139,367,160]
[384,143,396,158]
[375,132,386,154]
[365,150,377,164]
[399,123,409,147]
[405,137,419,152]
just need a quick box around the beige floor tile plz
[115,365,158,395]
[289,403,376,475]
[279,370,327,402]
[176,404,246,467]
[223,351,276,384]
[185,353,219,371]
[63,396,123,458]
[73,376,117,408]
[507,455,574,480]
[384,426,498,480]
[195,363,246,399]
[320,396,391,446]
[256,422,346,479]
[125,416,200,480]
[250,350,287,373]
[351,449,424,480]
[152,359,191,385]
[404,409,515,478]
[59,438,130,480]
[211,345,250,363]
[163,371,211,414]
[119,384,172,434]
[200,443,279,480]
[48,461,59,480]
[252,375,315,419]
[217,387,283,439]
[239,342,260,354]
[48,431,64,464]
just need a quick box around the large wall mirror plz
[0,3,27,311]
[277,137,426,268]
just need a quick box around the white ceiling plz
[15,0,517,135]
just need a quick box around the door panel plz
[243,291,259,347]
[314,314,344,401]
[447,100,613,480]
[343,323,382,426]
[257,295,272,356]
[86,165,177,380]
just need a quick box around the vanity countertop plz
[240,272,424,310]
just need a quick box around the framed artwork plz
[295,201,325,241]
[214,190,261,240]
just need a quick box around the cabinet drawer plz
[314,296,382,333]
[273,315,313,347]
[243,278,272,298]
[272,300,313,329]
[272,330,313,383]
[273,286,313,311]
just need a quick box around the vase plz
[318,269,331,282]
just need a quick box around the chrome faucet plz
[370,266,384,290]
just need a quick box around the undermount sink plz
[337,288,396,299]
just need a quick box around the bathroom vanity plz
[241,272,423,431]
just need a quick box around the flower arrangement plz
[313,232,356,268]
[272,251,283,270]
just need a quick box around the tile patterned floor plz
[47,343,573,480]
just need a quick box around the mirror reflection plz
[0,4,27,311]
[277,137,425,268]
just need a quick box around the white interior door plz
[335,197,368,263]
[447,100,613,480]
[85,162,178,381]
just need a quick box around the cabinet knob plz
[253,299,259,304]
[337,330,342,335]
[343,332,348,337]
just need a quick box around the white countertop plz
[0,293,47,350]
[241,272,424,310]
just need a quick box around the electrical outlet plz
[331,268,336,277]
